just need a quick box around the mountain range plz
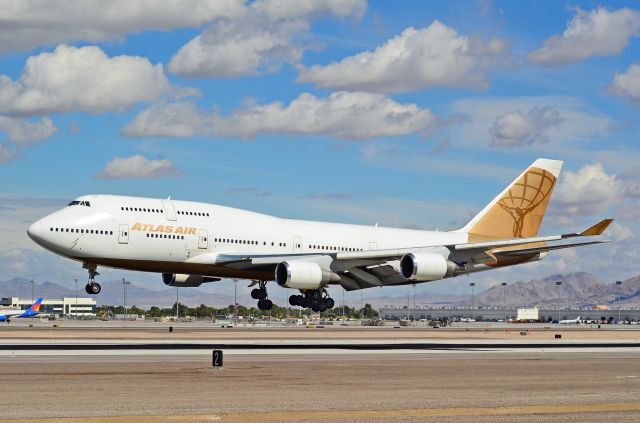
[1,272,639,309]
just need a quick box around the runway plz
[1,324,640,422]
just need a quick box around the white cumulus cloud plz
[0,44,191,116]
[0,144,11,164]
[123,91,443,141]
[0,116,57,145]
[489,106,564,147]
[298,20,507,93]
[608,63,640,104]
[96,155,182,180]
[0,116,58,163]
[169,0,366,77]
[552,163,623,217]
[527,7,640,65]
[0,0,244,54]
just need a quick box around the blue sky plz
[0,0,638,302]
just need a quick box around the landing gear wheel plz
[324,297,335,309]
[85,282,101,295]
[302,296,312,308]
[83,263,101,295]
[289,295,303,306]
[251,288,266,300]
[255,281,273,310]
[311,300,327,313]
[258,298,273,311]
[309,290,322,300]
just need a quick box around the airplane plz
[559,316,581,325]
[0,297,43,323]
[26,158,612,313]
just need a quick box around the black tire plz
[257,299,267,310]
[317,301,327,312]
[85,285,93,295]
[302,296,312,308]
[309,290,321,300]
[324,298,335,309]
[91,283,101,295]
[251,289,261,300]
[263,299,273,310]
[289,295,298,306]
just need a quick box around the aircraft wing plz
[0,310,22,321]
[203,219,612,291]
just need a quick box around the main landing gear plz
[289,288,335,313]
[83,264,101,295]
[250,281,273,311]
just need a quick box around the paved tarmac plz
[1,323,640,422]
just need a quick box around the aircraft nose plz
[27,219,43,242]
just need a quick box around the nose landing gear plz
[83,264,101,295]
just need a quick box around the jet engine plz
[275,261,340,289]
[400,253,456,281]
[162,273,220,287]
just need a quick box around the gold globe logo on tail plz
[497,168,555,237]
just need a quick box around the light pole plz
[470,282,475,321]
[407,286,411,320]
[176,287,179,319]
[412,284,416,322]
[30,279,34,303]
[555,281,562,322]
[74,278,78,318]
[616,280,622,324]
[340,288,345,320]
[234,280,238,306]
[122,278,130,319]
[501,282,507,321]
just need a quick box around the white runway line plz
[1,346,639,358]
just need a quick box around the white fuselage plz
[28,194,468,281]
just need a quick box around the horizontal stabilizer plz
[580,219,613,236]
[491,240,609,257]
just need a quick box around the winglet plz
[580,219,613,236]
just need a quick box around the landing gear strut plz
[289,288,335,312]
[250,281,272,310]
[83,263,101,295]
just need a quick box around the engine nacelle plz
[275,261,340,290]
[400,253,456,281]
[162,273,220,287]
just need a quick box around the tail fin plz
[459,158,563,241]
[27,297,43,313]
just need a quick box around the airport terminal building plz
[1,297,97,317]
[379,307,640,323]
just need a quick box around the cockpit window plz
[68,200,91,207]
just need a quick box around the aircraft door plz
[198,229,208,249]
[369,242,377,251]
[118,224,129,244]
[162,200,177,221]
[293,236,302,253]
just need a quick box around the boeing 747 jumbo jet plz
[27,159,612,312]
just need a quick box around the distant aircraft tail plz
[459,158,563,241]
[21,297,43,317]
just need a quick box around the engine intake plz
[162,273,220,287]
[400,253,456,281]
[275,261,340,290]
